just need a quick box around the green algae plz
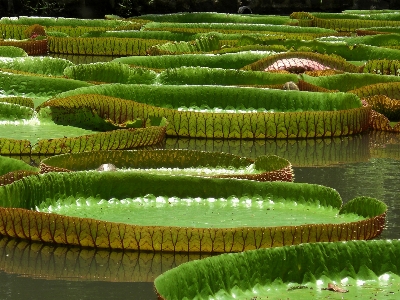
[36,194,366,228]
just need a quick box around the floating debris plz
[322,283,349,293]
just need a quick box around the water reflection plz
[1,130,400,298]
[165,133,372,166]
[294,158,400,241]
[166,131,400,167]
[0,237,213,283]
[0,270,153,300]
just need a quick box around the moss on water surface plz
[37,195,366,227]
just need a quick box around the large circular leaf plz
[39,149,294,182]
[155,239,400,299]
[0,172,386,252]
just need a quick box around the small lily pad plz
[39,149,294,182]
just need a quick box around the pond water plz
[1,130,400,299]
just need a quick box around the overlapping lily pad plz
[45,85,370,139]
[0,171,386,252]
[112,51,276,70]
[0,39,48,56]
[155,239,400,300]
[0,46,28,57]
[0,155,39,186]
[39,149,294,182]
[0,95,167,155]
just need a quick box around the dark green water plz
[1,131,400,299]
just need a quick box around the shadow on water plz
[1,130,400,298]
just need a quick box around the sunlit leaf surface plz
[155,240,400,300]
[0,172,386,252]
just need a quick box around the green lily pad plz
[301,73,400,92]
[0,155,38,176]
[0,96,34,109]
[48,85,370,139]
[0,92,167,155]
[0,46,28,57]
[0,101,33,120]
[0,122,97,144]
[39,150,294,182]
[0,56,74,76]
[0,155,39,186]
[0,172,386,252]
[112,51,274,70]
[0,120,167,155]
[0,70,92,108]
[63,62,158,84]
[155,239,400,300]
[134,12,291,25]
[36,194,367,228]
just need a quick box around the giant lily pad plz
[155,239,400,300]
[0,155,39,186]
[0,172,386,251]
[47,85,371,139]
[0,94,167,155]
[301,73,400,93]
[0,39,48,56]
[112,51,274,70]
[0,155,37,175]
[39,149,294,182]
[0,46,28,57]
[0,56,74,76]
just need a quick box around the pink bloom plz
[265,58,331,73]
